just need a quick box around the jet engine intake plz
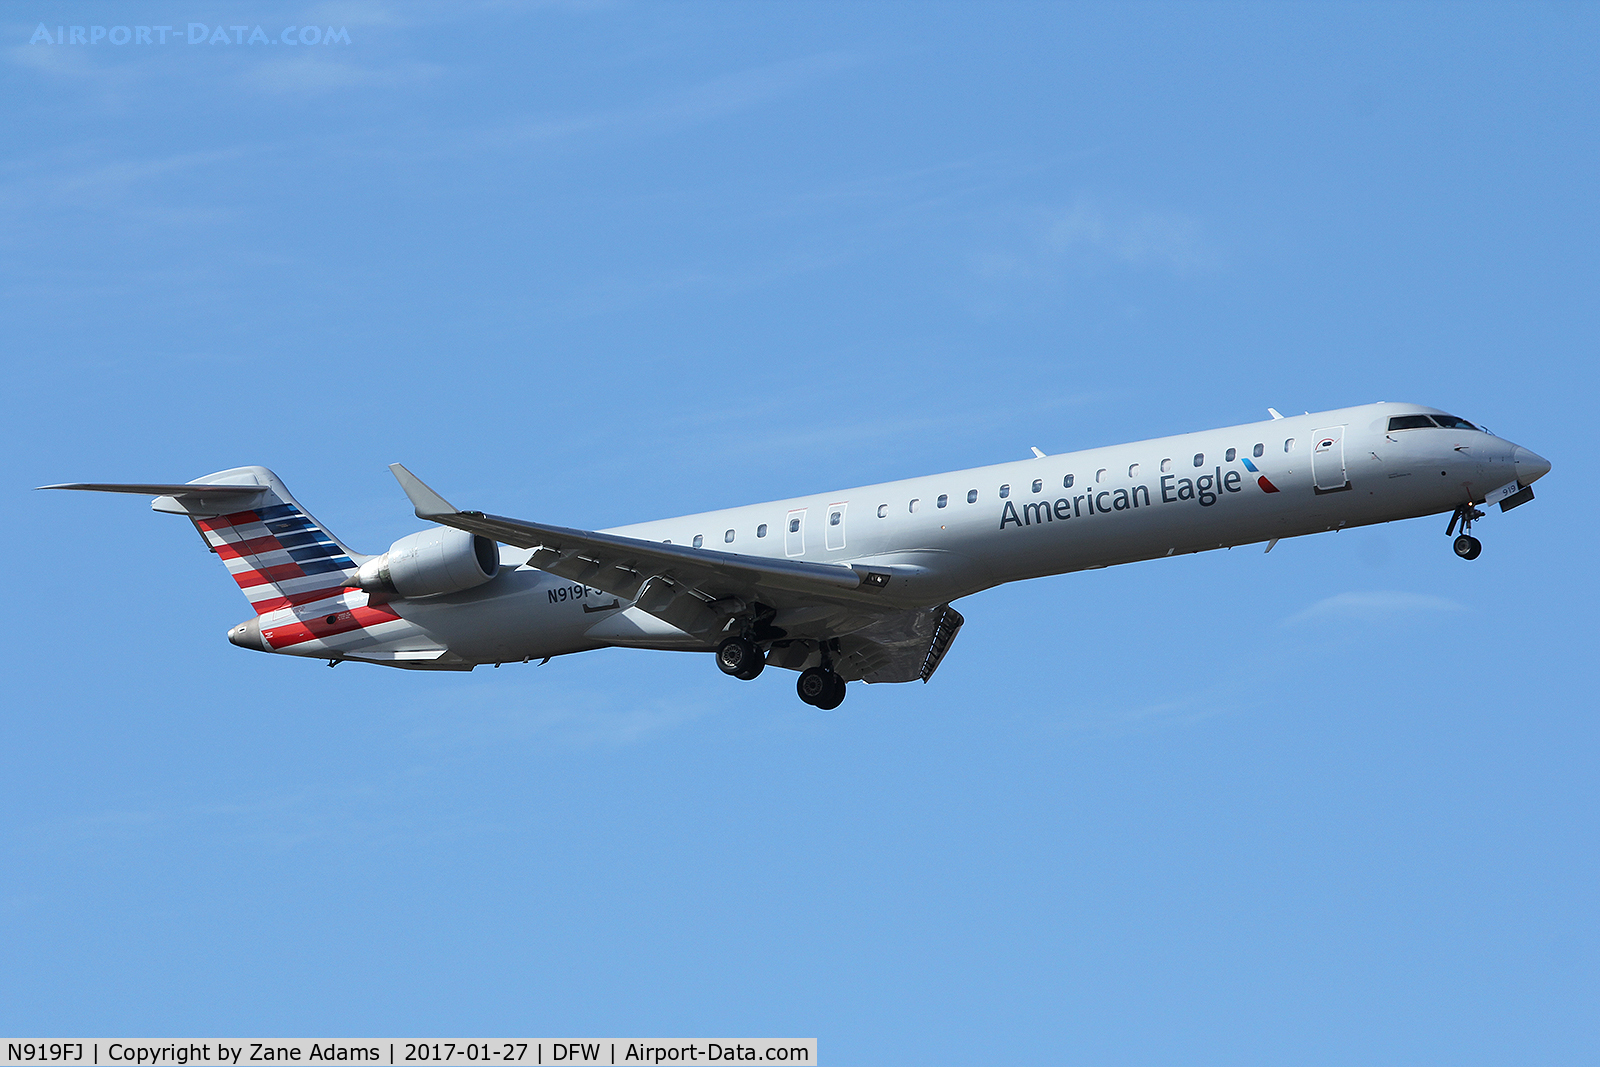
[355,527,499,598]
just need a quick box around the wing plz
[389,464,906,643]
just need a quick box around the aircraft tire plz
[1453,534,1483,560]
[815,675,847,711]
[797,666,834,706]
[736,648,765,680]
[717,636,763,678]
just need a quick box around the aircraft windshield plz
[1388,414,1480,431]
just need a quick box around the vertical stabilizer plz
[158,466,366,613]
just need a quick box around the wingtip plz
[388,463,459,518]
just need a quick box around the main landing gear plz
[716,635,765,680]
[716,628,848,710]
[1447,503,1485,560]
[797,666,847,710]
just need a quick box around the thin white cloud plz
[298,0,434,28]
[400,673,724,748]
[1045,198,1214,271]
[0,144,256,220]
[2,34,150,94]
[483,51,860,148]
[976,194,1221,281]
[239,53,443,94]
[1046,686,1256,737]
[1286,590,1469,625]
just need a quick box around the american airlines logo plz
[1000,464,1272,529]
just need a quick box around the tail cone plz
[228,617,267,652]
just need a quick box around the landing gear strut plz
[716,635,765,680]
[797,666,846,710]
[1447,503,1485,560]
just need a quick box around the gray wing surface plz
[389,464,963,681]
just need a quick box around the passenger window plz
[1193,453,1204,467]
[1128,463,1139,478]
[829,511,841,526]
[789,518,800,533]
[999,484,1010,498]
[877,504,888,518]
[757,524,767,538]
[1096,468,1107,483]
[1031,479,1042,493]
[1284,438,1296,452]
[1387,415,1436,431]
[1253,443,1264,458]
[723,529,733,543]
[937,494,948,508]
[1062,474,1074,489]
[1160,458,1171,473]
[1225,448,1236,462]
[693,534,703,548]
[966,489,978,503]
[910,499,920,513]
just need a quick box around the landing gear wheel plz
[797,666,840,707]
[816,673,847,711]
[1453,534,1482,560]
[717,636,764,679]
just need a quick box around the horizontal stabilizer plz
[37,482,265,496]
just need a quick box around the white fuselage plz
[365,402,1539,667]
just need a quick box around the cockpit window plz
[1387,415,1438,431]
[1432,415,1479,430]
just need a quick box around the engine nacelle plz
[354,527,499,599]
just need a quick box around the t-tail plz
[39,467,458,668]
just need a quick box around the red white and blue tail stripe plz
[195,499,360,614]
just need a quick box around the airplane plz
[41,402,1550,709]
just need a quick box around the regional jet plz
[42,402,1550,708]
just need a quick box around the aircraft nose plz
[1514,446,1552,486]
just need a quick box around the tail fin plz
[179,466,366,613]
[44,466,365,614]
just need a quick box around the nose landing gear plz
[1447,503,1485,560]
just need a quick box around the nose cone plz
[228,617,267,652]
[1514,446,1552,486]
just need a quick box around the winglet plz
[388,463,458,519]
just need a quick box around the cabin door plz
[825,502,848,551]
[1311,426,1350,492]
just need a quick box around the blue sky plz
[2,2,1595,1061]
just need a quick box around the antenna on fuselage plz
[1268,408,1284,420]
[1030,447,1047,459]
